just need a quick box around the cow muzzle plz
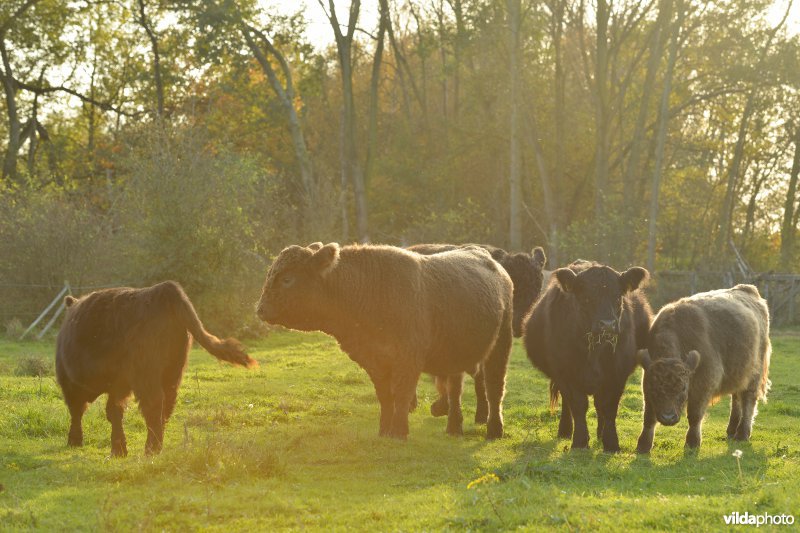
[657,412,680,426]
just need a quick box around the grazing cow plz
[523,260,651,452]
[636,284,771,453]
[256,242,513,439]
[408,243,546,420]
[56,281,256,456]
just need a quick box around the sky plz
[264,0,800,51]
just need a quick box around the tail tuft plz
[212,338,258,368]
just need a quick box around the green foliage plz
[0,331,798,529]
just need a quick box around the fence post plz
[20,281,70,340]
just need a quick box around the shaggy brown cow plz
[56,281,256,456]
[256,242,513,439]
[636,284,771,453]
[523,260,652,452]
[408,243,546,420]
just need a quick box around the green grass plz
[0,330,798,531]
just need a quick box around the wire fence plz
[652,271,800,326]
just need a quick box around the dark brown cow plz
[256,242,513,439]
[636,284,771,453]
[56,281,255,456]
[408,243,546,420]
[523,260,652,452]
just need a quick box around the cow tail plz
[164,282,257,368]
[548,380,560,413]
[758,337,772,403]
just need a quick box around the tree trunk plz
[623,0,671,261]
[593,0,610,259]
[324,0,369,242]
[780,123,800,269]
[507,0,522,250]
[646,0,683,272]
[136,0,164,117]
[241,25,315,202]
[0,39,20,182]
[364,0,388,186]
[715,3,792,259]
[549,0,565,265]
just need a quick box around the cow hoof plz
[474,410,488,425]
[732,432,750,442]
[635,447,652,455]
[603,446,621,454]
[67,436,83,447]
[486,420,503,440]
[111,442,128,458]
[430,399,448,417]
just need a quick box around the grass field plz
[0,329,798,531]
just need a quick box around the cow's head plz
[256,242,340,330]
[503,247,547,337]
[554,264,648,350]
[639,349,700,426]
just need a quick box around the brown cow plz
[408,243,546,421]
[256,242,513,439]
[636,284,771,452]
[56,281,256,456]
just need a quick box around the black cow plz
[523,260,652,452]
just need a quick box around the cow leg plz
[364,366,393,436]
[733,386,758,441]
[594,396,605,442]
[636,399,657,454]
[561,386,590,449]
[483,324,512,440]
[557,398,573,439]
[726,393,742,439]
[445,373,464,436]
[388,370,420,440]
[685,392,711,449]
[63,386,90,448]
[140,391,166,455]
[595,386,623,453]
[430,376,449,417]
[106,390,129,458]
[473,366,489,424]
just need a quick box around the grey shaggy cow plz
[256,242,514,440]
[636,284,771,453]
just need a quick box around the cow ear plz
[682,350,701,372]
[637,349,652,370]
[307,242,323,251]
[532,247,546,269]
[311,243,340,276]
[64,295,77,308]
[554,268,577,293]
[620,266,649,292]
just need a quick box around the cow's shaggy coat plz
[636,284,771,452]
[408,243,546,420]
[523,260,651,452]
[56,281,255,456]
[257,243,514,439]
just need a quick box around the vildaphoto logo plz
[723,512,795,527]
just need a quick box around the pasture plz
[0,330,798,530]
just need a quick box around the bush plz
[5,319,24,339]
[14,355,53,377]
